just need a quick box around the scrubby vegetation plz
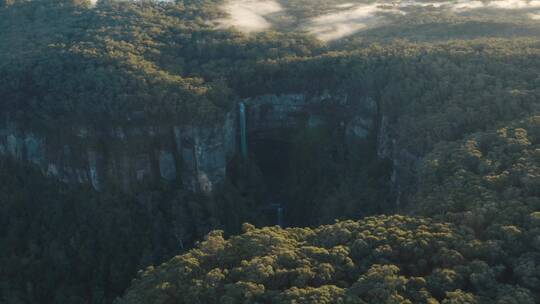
[0,0,539,303]
[0,159,225,303]
[118,117,540,304]
[119,216,481,304]
[119,214,538,303]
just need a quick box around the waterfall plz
[239,102,248,159]
[269,203,284,227]
[277,206,284,228]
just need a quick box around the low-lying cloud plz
[530,11,540,19]
[304,4,393,41]
[215,0,283,33]
[305,0,540,41]
[449,0,540,11]
[215,0,540,40]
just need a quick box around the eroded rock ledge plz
[0,93,410,196]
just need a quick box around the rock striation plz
[0,112,237,194]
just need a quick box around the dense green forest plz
[1,0,539,303]
[119,116,539,303]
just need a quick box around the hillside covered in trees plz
[0,0,539,303]
[119,116,540,303]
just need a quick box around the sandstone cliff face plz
[377,115,422,207]
[241,95,418,208]
[1,92,382,195]
[243,93,377,143]
[0,112,237,194]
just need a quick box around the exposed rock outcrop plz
[1,92,382,195]
[243,93,377,143]
[377,115,422,207]
[0,112,237,194]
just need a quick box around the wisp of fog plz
[304,4,391,41]
[214,0,540,40]
[216,0,283,33]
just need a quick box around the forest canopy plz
[119,118,540,304]
[0,0,539,303]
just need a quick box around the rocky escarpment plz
[240,93,382,216]
[0,113,236,194]
[1,92,396,197]
[377,116,422,208]
[243,93,377,145]
[242,93,423,209]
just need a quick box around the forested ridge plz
[119,118,540,303]
[1,0,539,303]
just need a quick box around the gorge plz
[2,91,404,200]
[0,89,407,225]
[2,1,539,303]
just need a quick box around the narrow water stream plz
[239,102,248,160]
[239,102,288,227]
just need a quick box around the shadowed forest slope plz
[0,1,539,303]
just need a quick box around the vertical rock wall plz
[1,93,401,197]
[243,93,377,143]
[0,112,237,194]
[377,115,422,207]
